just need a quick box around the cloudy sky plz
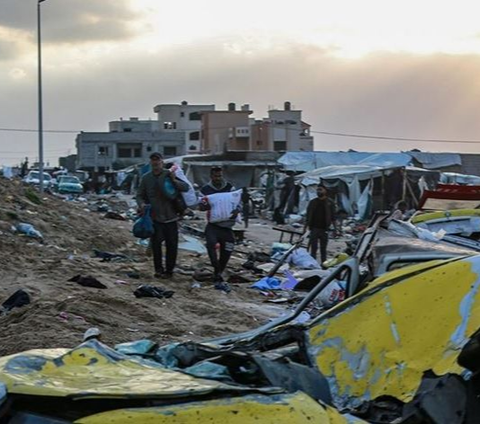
[2,0,480,165]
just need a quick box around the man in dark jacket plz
[200,167,237,285]
[136,152,189,278]
[305,184,336,265]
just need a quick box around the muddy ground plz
[0,178,345,356]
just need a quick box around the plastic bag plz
[16,223,43,240]
[133,205,154,239]
[317,279,346,307]
[205,189,242,223]
[173,165,198,207]
[288,248,320,269]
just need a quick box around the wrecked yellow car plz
[1,254,480,423]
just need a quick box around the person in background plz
[304,184,336,265]
[390,200,408,221]
[241,187,253,228]
[200,167,237,287]
[136,152,189,279]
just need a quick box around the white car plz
[24,170,52,189]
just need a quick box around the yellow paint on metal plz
[0,341,252,399]
[411,209,480,224]
[76,392,364,424]
[308,256,480,407]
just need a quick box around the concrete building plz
[201,103,253,153]
[266,102,314,151]
[154,101,215,153]
[76,117,185,171]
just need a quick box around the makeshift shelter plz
[278,151,412,172]
[295,164,440,218]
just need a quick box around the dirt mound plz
[0,178,281,356]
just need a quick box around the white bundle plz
[206,189,242,223]
[173,165,198,207]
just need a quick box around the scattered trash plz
[58,312,87,323]
[93,249,128,262]
[190,282,202,289]
[281,269,299,290]
[193,268,213,282]
[16,223,43,240]
[316,280,346,307]
[214,282,231,293]
[227,274,253,284]
[133,205,154,239]
[83,327,101,342]
[251,277,282,290]
[134,285,174,299]
[115,339,158,356]
[68,275,107,289]
[126,271,141,279]
[104,211,127,221]
[1,289,30,313]
[114,279,128,285]
[179,234,207,254]
[288,248,321,269]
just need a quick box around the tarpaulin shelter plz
[295,164,440,218]
[278,151,413,172]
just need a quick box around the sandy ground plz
[0,179,345,356]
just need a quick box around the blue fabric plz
[251,277,282,290]
[133,205,154,239]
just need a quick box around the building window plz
[189,144,197,150]
[163,122,176,130]
[189,131,200,141]
[98,146,109,156]
[189,112,201,121]
[257,140,262,146]
[164,146,177,156]
[146,146,152,152]
[117,143,142,158]
[123,128,132,132]
[273,141,287,151]
[180,112,185,117]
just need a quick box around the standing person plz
[304,184,336,265]
[200,167,237,285]
[136,152,189,278]
[241,187,252,228]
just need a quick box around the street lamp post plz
[37,0,47,194]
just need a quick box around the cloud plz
[3,39,480,166]
[0,0,143,46]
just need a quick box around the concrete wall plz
[201,111,251,153]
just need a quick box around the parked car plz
[24,170,52,190]
[56,175,84,194]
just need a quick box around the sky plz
[2,0,480,166]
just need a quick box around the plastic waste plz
[134,285,174,299]
[317,280,347,307]
[179,235,207,254]
[281,269,299,290]
[251,277,282,290]
[288,248,320,269]
[205,190,242,223]
[16,223,43,240]
[115,340,158,356]
[133,205,154,239]
[173,165,198,207]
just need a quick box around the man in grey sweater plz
[136,152,189,278]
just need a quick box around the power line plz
[2,124,480,144]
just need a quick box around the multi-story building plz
[76,117,184,171]
[250,102,314,152]
[154,101,215,153]
[201,103,253,153]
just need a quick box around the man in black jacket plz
[136,152,189,278]
[305,184,336,265]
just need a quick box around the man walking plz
[200,167,237,285]
[305,184,336,265]
[137,152,189,278]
